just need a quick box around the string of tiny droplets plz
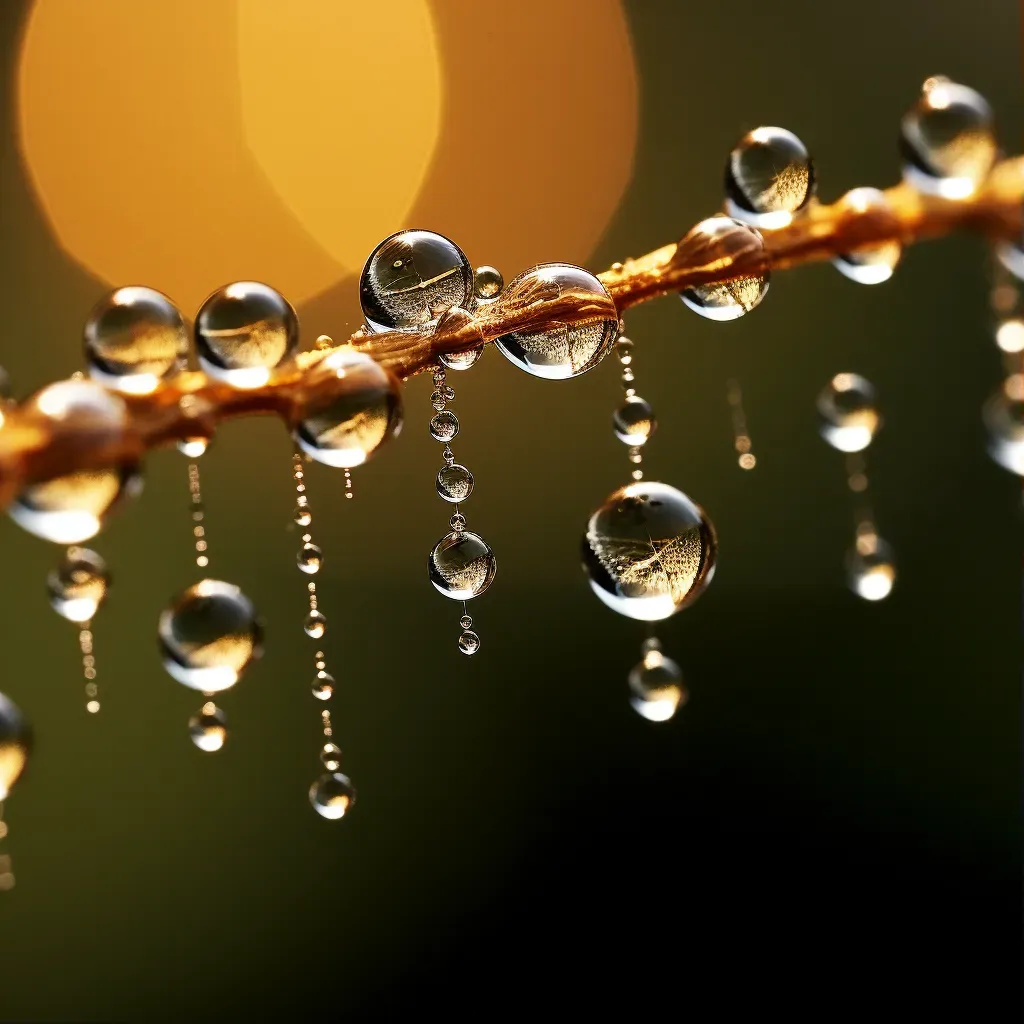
[430,366,478,652]
[0,802,13,891]
[726,379,757,470]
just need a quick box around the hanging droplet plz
[293,348,403,468]
[983,377,1024,476]
[311,671,335,700]
[430,390,447,410]
[195,282,299,388]
[460,614,473,629]
[614,337,634,366]
[429,410,459,442]
[320,743,343,771]
[473,265,504,301]
[428,531,497,600]
[297,543,323,574]
[304,610,327,639]
[724,126,816,229]
[613,395,657,446]
[48,547,110,622]
[997,237,1024,282]
[309,772,356,819]
[832,188,902,284]
[439,347,483,371]
[847,535,896,602]
[494,264,618,379]
[177,437,210,458]
[359,229,474,333]
[9,381,141,544]
[449,512,467,532]
[581,481,718,621]
[0,692,31,802]
[436,464,475,503]
[158,579,263,692]
[818,373,880,453]
[188,702,228,753]
[628,648,687,722]
[84,286,188,395]
[678,218,770,321]
[458,630,481,655]
[900,77,997,199]
[294,506,312,527]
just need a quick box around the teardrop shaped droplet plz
[309,772,356,819]
[832,188,902,284]
[188,702,228,752]
[436,464,475,503]
[818,373,880,452]
[428,531,496,600]
[612,395,657,446]
[0,692,32,801]
[311,671,335,700]
[429,410,459,442]
[304,610,327,639]
[628,648,687,722]
[297,543,323,574]
[48,547,110,622]
[678,218,770,321]
[724,126,815,229]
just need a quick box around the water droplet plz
[309,772,356,819]
[832,188,902,284]
[582,481,717,621]
[847,537,896,601]
[320,743,342,771]
[458,630,481,655]
[48,547,109,622]
[297,543,323,574]
[436,464,475,503]
[294,506,312,527]
[995,318,1024,354]
[293,348,403,468]
[473,265,504,301]
[304,610,327,639]
[984,381,1024,475]
[359,230,473,333]
[494,264,618,379]
[901,78,996,198]
[613,395,656,446]
[428,531,496,600]
[615,337,634,366]
[629,649,687,722]
[188,703,227,752]
[0,692,31,801]
[176,437,210,458]
[312,670,335,700]
[430,410,459,442]
[439,346,483,371]
[679,218,770,321]
[430,390,447,410]
[158,580,263,691]
[818,373,880,452]
[725,126,815,229]
[460,614,473,629]
[195,282,298,388]
[996,238,1024,282]
[84,286,188,394]
[449,513,467,532]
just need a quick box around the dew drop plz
[613,395,656,446]
[294,506,312,527]
[628,649,687,722]
[304,610,327,639]
[309,772,356,819]
[818,373,880,452]
[188,702,228,752]
[832,188,902,284]
[847,536,896,602]
[320,743,342,771]
[297,543,323,574]
[458,630,481,655]
[312,670,335,700]
[436,464,475,503]
[428,531,496,600]
[678,218,769,321]
[725,126,815,229]
[473,265,504,301]
[48,547,110,622]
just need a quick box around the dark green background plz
[0,1,1020,1019]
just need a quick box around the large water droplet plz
[613,395,656,445]
[581,481,717,621]
[293,348,403,468]
[818,373,880,452]
[195,282,298,388]
[428,531,496,600]
[494,264,618,379]
[359,230,473,333]
[84,286,188,394]
[679,218,770,321]
[309,772,356,819]
[901,77,997,198]
[0,692,31,801]
[628,649,687,722]
[436,464,474,503]
[724,126,815,229]
[847,535,896,602]
[158,580,263,692]
[189,702,228,752]
[48,547,110,622]
[832,188,902,284]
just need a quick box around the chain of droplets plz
[0,802,13,891]
[726,379,757,471]
[430,366,479,654]
[79,613,99,714]
[187,463,210,570]
[987,252,1024,489]
[614,335,647,483]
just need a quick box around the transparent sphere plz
[309,772,356,819]
[84,286,188,394]
[294,506,312,527]
[429,410,459,443]
[188,702,228,753]
[428,531,496,601]
[724,126,816,229]
[581,480,718,622]
[613,395,657,446]
[158,579,263,692]
[297,543,323,574]
[494,264,618,379]
[311,671,335,700]
[458,630,481,655]
[439,346,483,371]
[10,380,141,544]
[679,218,770,321]
[48,547,110,622]
[847,536,896,602]
[293,348,403,468]
[320,743,343,771]
[832,188,902,284]
[474,265,504,301]
[304,610,327,639]
[901,77,997,198]
[984,380,1024,476]
[195,281,298,388]
[436,464,474,503]
[0,691,31,801]
[818,373,880,452]
[359,229,473,334]
[628,649,688,722]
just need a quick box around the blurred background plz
[0,0,1019,1019]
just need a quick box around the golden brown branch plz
[1,156,1022,511]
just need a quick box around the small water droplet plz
[304,610,327,639]
[473,265,504,301]
[458,630,481,655]
[188,703,228,752]
[832,188,902,284]
[320,743,342,771]
[312,670,335,700]
[430,410,459,442]
[428,531,496,600]
[847,538,896,601]
[297,543,323,574]
[613,396,656,446]
[294,506,312,527]
[48,547,110,622]
[818,373,880,452]
[309,772,356,819]
[177,437,210,458]
[460,614,473,629]
[725,126,815,229]
[436,464,475,503]
[628,651,687,722]
[679,218,770,321]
